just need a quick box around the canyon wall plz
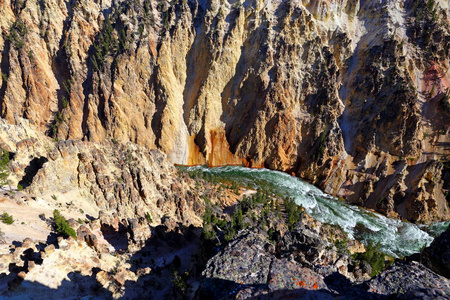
[0,0,449,223]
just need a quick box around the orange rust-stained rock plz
[187,135,207,166]
[207,128,242,167]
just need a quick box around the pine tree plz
[0,150,10,189]
[53,209,76,239]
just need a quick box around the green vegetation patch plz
[202,189,304,245]
[354,241,388,277]
[7,19,27,50]
[53,209,76,239]
[0,149,10,187]
[1,212,14,224]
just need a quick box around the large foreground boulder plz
[197,229,330,299]
[365,261,450,297]
[420,226,450,279]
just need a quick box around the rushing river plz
[184,166,449,258]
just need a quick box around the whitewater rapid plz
[185,166,449,258]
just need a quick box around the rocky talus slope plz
[0,0,448,222]
[0,118,208,226]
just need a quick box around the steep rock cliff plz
[0,0,449,222]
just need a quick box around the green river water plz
[184,166,449,258]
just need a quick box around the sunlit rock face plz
[0,0,449,223]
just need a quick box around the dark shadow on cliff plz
[422,93,450,137]
[121,224,205,299]
[195,277,386,300]
[18,157,48,188]
[323,271,383,299]
[1,268,113,299]
[100,222,129,252]
[45,232,59,245]
[0,38,11,116]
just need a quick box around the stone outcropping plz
[26,139,205,226]
[198,222,361,299]
[0,118,211,231]
[365,261,450,297]
[420,225,450,279]
[198,227,450,299]
[0,0,449,223]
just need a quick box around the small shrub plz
[334,239,349,255]
[172,269,188,293]
[439,89,450,113]
[55,111,64,124]
[1,72,7,83]
[51,194,58,201]
[285,197,303,231]
[62,97,68,108]
[355,241,386,277]
[17,184,24,191]
[172,255,181,269]
[7,20,27,49]
[62,78,73,94]
[53,209,76,239]
[0,149,10,187]
[1,212,14,224]
[145,212,153,223]
[202,204,217,241]
[231,181,240,195]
